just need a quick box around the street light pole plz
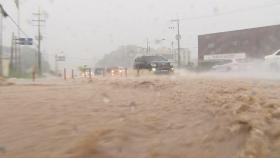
[171,41,174,59]
[146,39,150,55]
[146,39,149,55]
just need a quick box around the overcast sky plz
[1,0,280,68]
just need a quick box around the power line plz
[6,14,29,38]
[1,1,39,46]
[4,10,39,46]
[1,0,31,38]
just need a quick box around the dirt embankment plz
[0,77,279,158]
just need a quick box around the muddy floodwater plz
[0,76,280,158]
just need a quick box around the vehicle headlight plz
[152,68,156,72]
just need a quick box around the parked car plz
[133,55,174,73]
[265,49,280,70]
[94,68,105,76]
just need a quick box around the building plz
[198,24,280,62]
[1,53,10,77]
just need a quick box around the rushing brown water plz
[0,76,279,158]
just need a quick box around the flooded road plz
[0,76,280,158]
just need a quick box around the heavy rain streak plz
[0,0,280,158]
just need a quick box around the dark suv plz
[134,55,174,73]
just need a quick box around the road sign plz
[55,55,66,61]
[17,38,33,45]
[204,53,246,61]
[175,34,181,40]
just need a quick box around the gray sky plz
[2,0,280,68]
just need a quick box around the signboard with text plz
[17,38,33,45]
[55,55,66,61]
[204,53,246,61]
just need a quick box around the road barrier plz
[125,68,128,77]
[64,68,67,80]
[89,68,92,81]
[137,69,140,77]
[32,66,36,82]
[71,69,75,80]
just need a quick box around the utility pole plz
[171,19,181,68]
[171,41,174,59]
[0,6,3,77]
[14,35,17,74]
[55,54,58,75]
[9,33,15,76]
[33,8,45,75]
[17,1,21,76]
[0,5,7,77]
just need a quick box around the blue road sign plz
[18,38,33,45]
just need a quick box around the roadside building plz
[198,24,280,65]
[1,53,10,77]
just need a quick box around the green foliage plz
[7,46,50,78]
[78,65,88,73]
